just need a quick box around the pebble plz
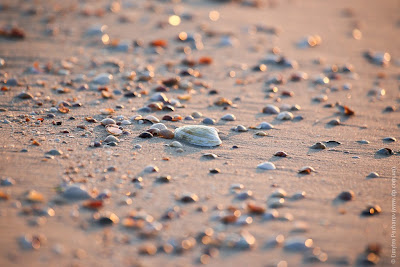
[262,210,279,221]
[255,122,274,129]
[276,111,293,120]
[180,193,199,203]
[236,190,253,200]
[139,132,153,138]
[0,177,16,186]
[233,125,247,132]
[192,111,202,118]
[274,151,288,157]
[45,149,63,156]
[284,237,313,252]
[17,92,33,99]
[367,172,380,178]
[361,204,382,216]
[328,118,341,126]
[144,165,159,173]
[270,189,287,198]
[170,141,183,148]
[268,198,285,208]
[221,114,236,121]
[255,131,268,136]
[299,166,315,174]
[101,118,116,126]
[337,190,355,201]
[383,137,396,142]
[202,117,216,125]
[63,185,91,200]
[262,104,280,114]
[257,162,276,170]
[376,148,394,155]
[95,212,120,225]
[357,140,370,144]
[174,125,222,147]
[202,153,218,159]
[159,129,175,139]
[311,142,326,149]
[92,73,113,85]
[291,191,307,200]
[150,123,167,131]
[106,126,123,136]
[156,175,172,183]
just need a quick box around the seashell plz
[121,120,131,125]
[17,92,33,99]
[63,185,92,200]
[150,92,168,102]
[139,132,153,138]
[274,151,288,157]
[254,122,274,130]
[311,142,326,149]
[376,148,394,155]
[25,190,45,203]
[221,114,236,121]
[100,108,115,115]
[101,118,116,126]
[276,111,293,120]
[233,125,247,132]
[257,162,276,170]
[383,137,396,142]
[104,135,119,143]
[150,123,167,131]
[144,165,159,173]
[94,211,120,225]
[202,117,216,125]
[202,153,218,159]
[284,237,313,252]
[361,204,381,216]
[270,189,287,198]
[255,131,268,136]
[328,118,341,125]
[174,125,222,147]
[144,115,160,123]
[262,104,280,114]
[106,126,122,136]
[192,111,202,118]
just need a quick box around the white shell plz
[174,125,222,147]
[255,122,274,129]
[221,114,236,121]
[106,126,122,136]
[150,123,167,131]
[170,141,183,148]
[257,162,276,170]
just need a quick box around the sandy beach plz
[0,0,399,266]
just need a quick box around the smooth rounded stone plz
[284,237,313,252]
[104,135,119,143]
[202,153,218,159]
[5,78,18,86]
[337,190,355,201]
[139,132,153,138]
[280,104,292,112]
[221,114,236,121]
[270,189,287,198]
[0,58,4,67]
[311,142,326,149]
[230,183,244,191]
[291,191,306,200]
[144,165,159,173]
[291,104,301,111]
[383,137,396,142]
[159,129,174,139]
[142,115,159,123]
[233,125,247,132]
[276,111,293,120]
[376,148,394,155]
[230,231,256,250]
[49,107,58,113]
[313,94,328,102]
[156,175,172,183]
[0,177,15,186]
[107,141,118,147]
[19,234,43,250]
[209,168,221,174]
[235,190,253,200]
[106,126,123,136]
[328,118,341,126]
[262,104,280,114]
[174,125,222,147]
[170,141,183,148]
[176,148,184,153]
[92,73,113,85]
[184,115,194,120]
[262,209,279,221]
[292,221,310,233]
[257,162,276,170]
[273,151,287,158]
[95,212,120,226]
[367,172,380,178]
[150,123,167,131]
[63,185,91,200]
[255,131,268,136]
[202,117,216,125]
[121,120,131,125]
[134,144,142,149]
[150,93,168,102]
[192,111,202,118]
[299,166,315,174]
[180,193,199,203]
[17,92,33,99]
[45,149,63,156]
[357,140,370,144]
[268,198,285,208]
[101,118,116,126]
[265,234,285,248]
[20,148,28,153]
[255,122,274,130]
[384,106,396,112]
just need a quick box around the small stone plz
[361,204,382,216]
[192,111,202,118]
[170,141,183,148]
[268,198,285,208]
[255,122,274,130]
[209,168,220,174]
[262,210,279,221]
[25,190,45,203]
[233,125,247,132]
[257,162,276,170]
[139,132,153,138]
[202,153,218,159]
[276,111,293,120]
[150,123,167,131]
[376,148,394,155]
[95,212,120,225]
[367,172,379,178]
[104,135,119,143]
[156,175,172,183]
[274,151,288,157]
[106,126,123,136]
[255,131,268,136]
[92,73,113,85]
[328,118,341,126]
[357,140,370,144]
[202,117,216,125]
[383,137,396,142]
[63,185,91,200]
[291,191,306,200]
[270,189,287,198]
[159,129,174,139]
[299,166,315,174]
[101,118,116,126]
[1,177,16,186]
[337,190,355,201]
[262,104,280,114]
[144,165,159,173]
[221,114,236,121]
[236,190,253,200]
[45,149,63,156]
[284,237,313,252]
[311,142,326,149]
[180,193,199,203]
[17,92,33,99]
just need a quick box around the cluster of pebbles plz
[0,0,399,266]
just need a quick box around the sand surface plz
[0,0,399,266]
